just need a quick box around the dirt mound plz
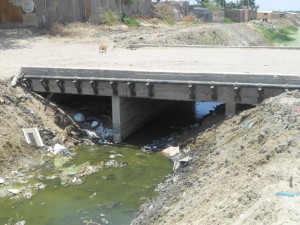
[131,91,300,225]
[0,81,76,175]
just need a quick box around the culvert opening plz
[40,93,247,149]
[125,101,226,149]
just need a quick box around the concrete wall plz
[243,9,250,22]
[224,9,243,23]
[250,9,257,20]
[112,96,173,142]
[0,0,23,26]
[84,0,152,25]
[209,11,224,23]
[1,0,153,27]
[191,7,210,22]
[22,12,38,26]
[34,0,83,26]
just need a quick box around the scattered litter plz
[89,192,97,199]
[109,154,124,159]
[84,130,99,139]
[296,108,300,113]
[49,144,68,155]
[8,188,21,195]
[11,77,18,87]
[22,128,44,147]
[142,134,180,153]
[241,121,256,128]
[14,221,26,225]
[173,156,192,172]
[73,113,85,122]
[105,160,118,167]
[0,177,4,184]
[275,192,300,197]
[162,146,180,158]
[91,121,100,129]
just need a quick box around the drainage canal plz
[0,93,253,225]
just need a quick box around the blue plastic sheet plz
[276,192,300,197]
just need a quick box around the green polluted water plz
[276,27,300,46]
[0,145,173,225]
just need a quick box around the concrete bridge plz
[18,47,300,142]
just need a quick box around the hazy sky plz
[256,0,300,11]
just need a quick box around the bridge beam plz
[112,96,173,142]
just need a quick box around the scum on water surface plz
[0,145,173,225]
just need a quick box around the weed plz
[154,3,176,26]
[123,16,140,27]
[287,25,299,32]
[258,23,295,43]
[103,10,119,25]
[224,17,233,24]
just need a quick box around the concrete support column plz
[112,96,173,142]
[217,87,237,117]
[225,101,237,117]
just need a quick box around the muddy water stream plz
[0,145,172,225]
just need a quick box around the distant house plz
[0,0,153,28]
[257,11,274,21]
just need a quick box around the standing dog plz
[99,43,107,53]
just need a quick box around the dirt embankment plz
[131,91,300,225]
[0,81,80,176]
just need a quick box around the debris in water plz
[73,113,85,122]
[48,143,69,155]
[161,146,180,158]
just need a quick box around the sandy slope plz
[131,91,300,225]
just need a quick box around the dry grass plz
[49,22,97,37]
[183,15,199,24]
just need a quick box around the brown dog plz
[98,43,107,53]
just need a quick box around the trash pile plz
[73,112,113,144]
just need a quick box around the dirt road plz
[0,21,271,80]
[8,46,300,77]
